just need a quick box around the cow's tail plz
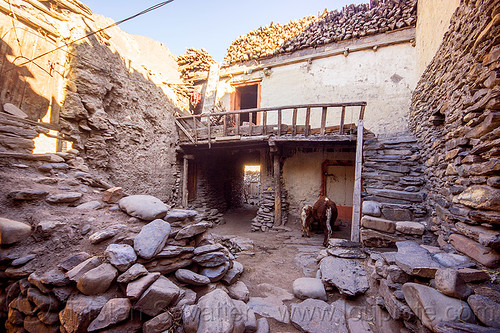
[326,206,333,237]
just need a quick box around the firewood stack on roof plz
[224,0,417,65]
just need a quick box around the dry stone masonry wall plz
[361,134,428,248]
[224,0,416,64]
[409,0,500,268]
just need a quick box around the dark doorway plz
[231,82,260,125]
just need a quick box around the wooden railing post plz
[223,114,227,136]
[320,106,327,135]
[305,107,311,137]
[277,109,282,136]
[192,115,198,144]
[292,108,297,136]
[236,113,240,135]
[249,112,253,136]
[262,111,267,135]
[339,106,346,135]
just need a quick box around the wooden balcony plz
[175,102,367,148]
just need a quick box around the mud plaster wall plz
[217,31,418,136]
[415,0,460,75]
[59,15,183,202]
[282,149,355,218]
[410,0,500,267]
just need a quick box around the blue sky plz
[83,0,367,62]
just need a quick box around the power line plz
[1,0,175,75]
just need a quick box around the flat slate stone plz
[164,209,198,222]
[46,192,82,204]
[434,321,500,333]
[119,195,169,221]
[76,201,102,210]
[402,282,475,331]
[193,251,228,267]
[435,268,473,299]
[221,261,244,285]
[199,262,231,282]
[175,269,210,286]
[362,201,381,217]
[248,296,290,324]
[105,244,137,272]
[8,189,48,201]
[59,295,107,333]
[227,281,250,302]
[395,241,442,278]
[293,277,327,301]
[320,257,369,296]
[117,263,148,283]
[134,276,180,316]
[157,245,194,258]
[58,252,91,272]
[468,295,500,328]
[327,247,367,259]
[291,299,348,333]
[66,257,101,282]
[432,252,474,268]
[196,289,244,332]
[175,222,211,240]
[87,298,131,331]
[76,263,118,295]
[126,272,160,300]
[134,219,171,259]
[361,216,396,233]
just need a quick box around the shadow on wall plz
[0,38,51,121]
[59,27,181,202]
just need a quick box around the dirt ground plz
[213,205,355,332]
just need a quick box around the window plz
[230,81,261,125]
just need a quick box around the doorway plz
[231,81,261,125]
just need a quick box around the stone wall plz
[361,133,428,247]
[57,16,184,202]
[409,0,500,268]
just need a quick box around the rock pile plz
[409,0,500,268]
[251,188,289,232]
[361,134,428,247]
[0,196,269,332]
[224,0,416,64]
[370,240,499,332]
[177,48,216,83]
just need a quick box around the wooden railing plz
[175,102,366,144]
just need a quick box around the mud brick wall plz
[409,0,500,267]
[361,134,428,247]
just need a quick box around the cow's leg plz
[323,207,333,246]
[300,207,308,237]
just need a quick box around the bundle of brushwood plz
[224,0,416,64]
[177,48,216,83]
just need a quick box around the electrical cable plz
[1,0,175,75]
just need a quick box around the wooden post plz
[208,115,212,148]
[292,108,297,136]
[223,115,227,136]
[236,114,240,135]
[182,156,189,208]
[192,115,198,144]
[249,112,253,136]
[339,106,346,135]
[262,111,267,135]
[277,109,282,136]
[320,107,327,135]
[305,107,311,137]
[273,153,282,226]
[351,119,364,243]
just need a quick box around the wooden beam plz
[273,153,282,226]
[192,115,198,144]
[174,119,195,144]
[351,120,364,243]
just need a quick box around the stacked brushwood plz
[224,0,416,64]
[177,48,216,83]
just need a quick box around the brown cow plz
[301,196,338,246]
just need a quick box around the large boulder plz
[134,219,171,259]
[0,217,32,245]
[105,244,137,272]
[59,295,107,333]
[293,277,327,301]
[119,195,170,221]
[402,283,475,331]
[468,295,500,329]
[435,268,473,299]
[134,276,180,316]
[320,257,369,296]
[87,298,131,331]
[143,312,173,333]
